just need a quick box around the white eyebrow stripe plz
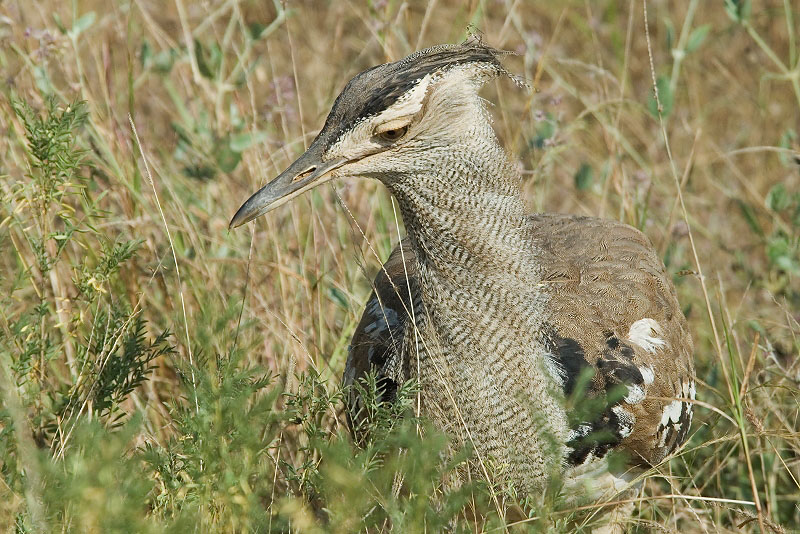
[373,74,433,123]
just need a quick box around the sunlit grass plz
[0,1,798,532]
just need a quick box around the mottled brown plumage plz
[230,40,695,525]
[347,217,694,470]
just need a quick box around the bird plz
[230,40,695,528]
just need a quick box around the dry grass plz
[1,0,798,532]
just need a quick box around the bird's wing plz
[344,240,418,441]
[531,213,695,467]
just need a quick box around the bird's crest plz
[319,40,527,148]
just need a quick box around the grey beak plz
[229,143,347,229]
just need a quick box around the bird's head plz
[230,40,521,229]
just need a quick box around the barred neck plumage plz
[385,122,541,295]
[383,118,555,371]
[384,124,565,492]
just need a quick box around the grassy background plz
[1,0,799,532]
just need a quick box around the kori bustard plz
[230,41,695,527]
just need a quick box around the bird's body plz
[232,40,694,509]
[347,214,694,492]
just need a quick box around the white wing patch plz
[624,384,646,404]
[657,399,684,447]
[627,318,667,354]
[567,423,593,442]
[639,365,655,385]
[611,405,635,438]
[656,379,695,448]
[659,400,684,428]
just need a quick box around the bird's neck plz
[386,137,567,488]
[387,137,539,289]
[386,136,551,360]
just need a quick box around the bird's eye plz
[377,125,409,142]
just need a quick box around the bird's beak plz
[229,142,347,229]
